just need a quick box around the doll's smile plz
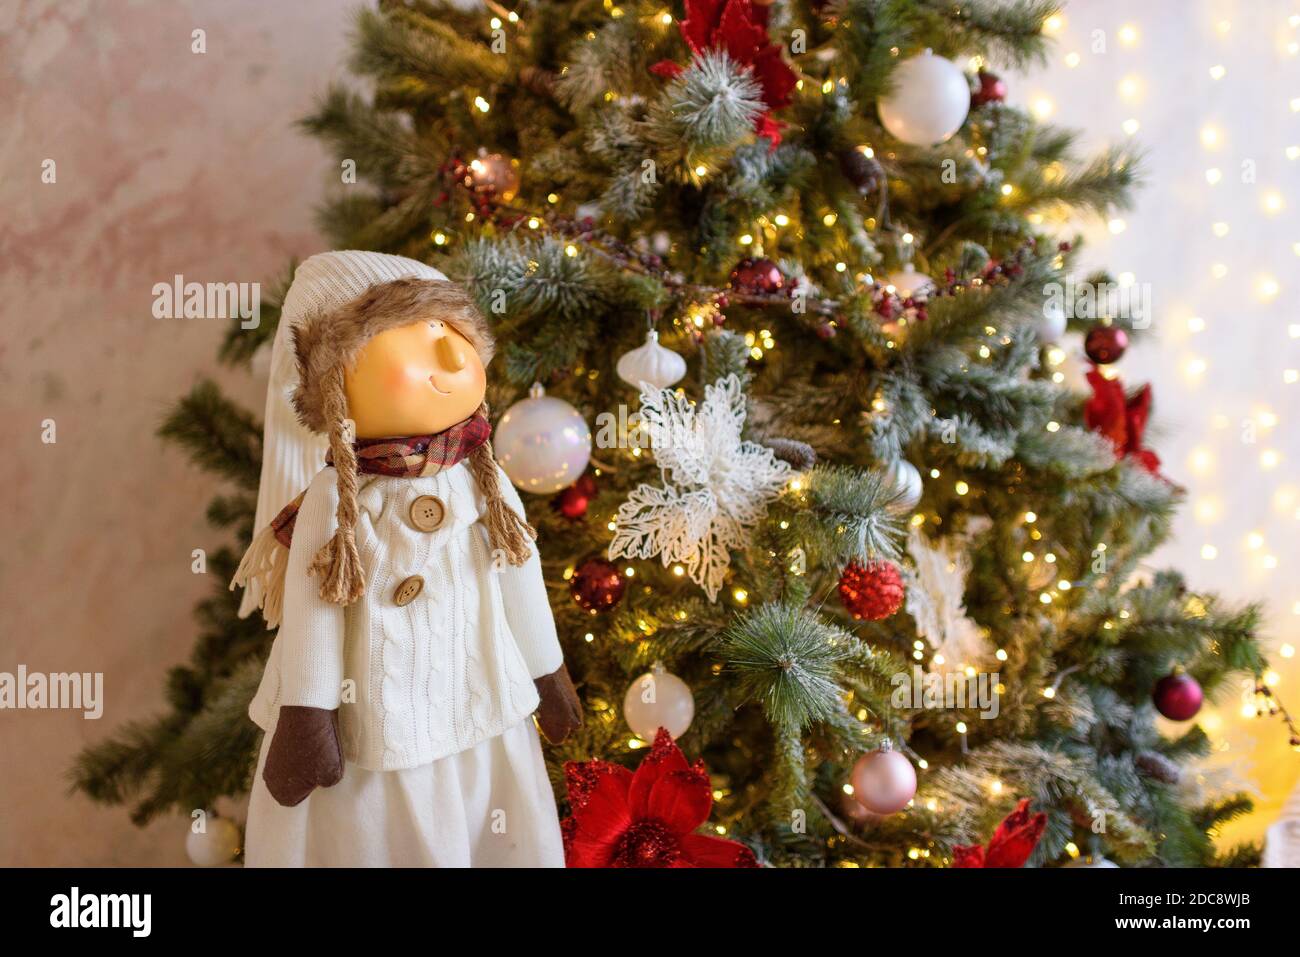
[428,375,451,396]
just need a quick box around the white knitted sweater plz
[248,462,563,771]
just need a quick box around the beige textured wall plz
[0,0,353,865]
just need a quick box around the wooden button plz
[409,495,445,532]
[394,575,424,606]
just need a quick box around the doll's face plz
[344,319,486,438]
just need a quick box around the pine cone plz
[764,436,817,470]
[838,148,883,195]
[1135,750,1181,784]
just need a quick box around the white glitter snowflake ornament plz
[904,525,991,669]
[608,375,792,601]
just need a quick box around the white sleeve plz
[276,469,346,710]
[493,466,565,680]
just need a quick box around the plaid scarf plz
[270,412,490,547]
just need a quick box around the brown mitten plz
[533,664,582,744]
[262,706,344,807]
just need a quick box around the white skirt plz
[246,717,565,867]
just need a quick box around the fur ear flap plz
[291,279,495,435]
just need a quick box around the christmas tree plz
[73,0,1286,867]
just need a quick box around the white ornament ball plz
[887,266,936,301]
[850,746,917,815]
[185,814,242,867]
[495,383,592,494]
[878,50,971,146]
[1037,299,1068,344]
[616,330,687,390]
[623,667,695,741]
[883,458,923,513]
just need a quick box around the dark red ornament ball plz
[1084,325,1129,365]
[1153,671,1203,721]
[571,557,626,612]
[551,474,598,521]
[838,561,906,621]
[729,257,785,295]
[971,70,1007,107]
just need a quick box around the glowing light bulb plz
[1263,191,1286,215]
[1205,167,1222,184]
[1200,125,1222,149]
[1201,544,1218,560]
[1209,64,1226,80]
[1118,24,1139,46]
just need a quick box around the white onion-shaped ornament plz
[850,743,917,815]
[1037,299,1068,344]
[886,266,936,300]
[883,458,923,513]
[616,330,686,390]
[1064,856,1120,868]
[622,664,695,741]
[186,813,242,867]
[495,383,592,494]
[878,50,971,146]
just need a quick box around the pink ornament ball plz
[850,747,917,815]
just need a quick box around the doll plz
[232,250,582,867]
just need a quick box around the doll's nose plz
[436,334,467,371]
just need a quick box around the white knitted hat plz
[238,251,447,619]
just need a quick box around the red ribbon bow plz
[1083,366,1161,475]
[953,798,1047,868]
[561,728,759,867]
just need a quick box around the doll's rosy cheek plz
[387,357,430,395]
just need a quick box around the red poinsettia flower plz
[650,0,798,145]
[1083,366,1162,475]
[562,727,759,867]
[952,798,1047,868]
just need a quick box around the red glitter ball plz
[838,561,905,621]
[729,257,785,295]
[570,557,626,612]
[551,474,597,521]
[971,69,1007,107]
